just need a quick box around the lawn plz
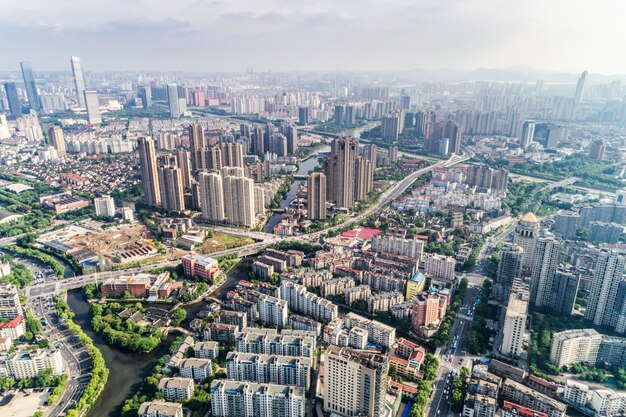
[198,233,254,254]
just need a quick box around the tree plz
[171,308,187,326]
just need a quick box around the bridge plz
[24,150,472,299]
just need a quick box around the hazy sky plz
[2,0,625,74]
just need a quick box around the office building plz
[513,212,540,270]
[137,137,161,207]
[324,346,389,417]
[158,377,195,401]
[520,121,535,149]
[139,86,152,108]
[168,83,181,118]
[158,166,185,212]
[6,348,63,379]
[47,126,66,157]
[4,82,22,117]
[223,175,256,227]
[325,136,358,209]
[586,250,626,334]
[549,329,602,367]
[199,172,225,222]
[530,236,562,308]
[20,62,40,112]
[94,195,115,217]
[84,90,101,124]
[70,56,87,108]
[574,70,588,103]
[307,172,326,220]
[225,352,311,389]
[210,380,305,417]
[181,253,219,282]
[502,289,528,357]
[138,401,183,417]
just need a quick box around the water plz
[263,150,327,233]
[66,291,175,417]
[66,260,253,417]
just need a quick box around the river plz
[263,147,329,233]
[65,259,254,417]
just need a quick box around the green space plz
[313,120,367,134]
[90,302,165,353]
[55,297,109,417]
[433,278,468,346]
[198,231,255,255]
[0,369,67,404]
[2,244,66,279]
[466,280,498,355]
[268,240,322,255]
[121,337,212,417]
[0,254,34,288]
[407,380,433,417]
[421,353,439,381]
[450,367,470,412]
[502,181,569,216]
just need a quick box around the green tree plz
[171,308,187,326]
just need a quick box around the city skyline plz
[1,0,625,75]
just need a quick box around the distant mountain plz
[396,66,626,84]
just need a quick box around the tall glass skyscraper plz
[19,62,41,112]
[3,82,22,117]
[167,83,180,118]
[71,56,87,108]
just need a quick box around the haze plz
[2,0,626,74]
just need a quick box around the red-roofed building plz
[389,355,421,380]
[502,401,548,417]
[340,227,382,240]
[0,315,25,339]
[387,377,418,399]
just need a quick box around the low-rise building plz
[549,329,602,367]
[590,389,626,416]
[179,358,212,381]
[138,401,183,417]
[193,341,219,359]
[563,380,590,407]
[288,314,322,337]
[501,401,548,417]
[158,377,195,401]
[181,254,219,282]
[0,315,25,340]
[502,379,567,417]
[6,348,64,379]
[203,322,238,344]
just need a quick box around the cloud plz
[0,0,625,74]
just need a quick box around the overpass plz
[24,150,472,298]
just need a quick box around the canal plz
[66,259,254,417]
[263,147,329,233]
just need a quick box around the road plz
[426,284,482,417]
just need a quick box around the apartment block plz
[179,358,212,381]
[158,377,195,401]
[225,352,311,389]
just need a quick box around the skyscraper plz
[199,172,225,223]
[520,121,535,149]
[20,62,40,112]
[354,157,373,201]
[585,250,626,333]
[219,143,244,168]
[4,82,22,117]
[137,137,161,207]
[158,166,185,212]
[513,212,540,271]
[530,236,562,309]
[176,149,192,189]
[139,86,152,108]
[84,90,101,124]
[381,111,403,141]
[307,172,326,221]
[553,271,580,316]
[324,346,388,417]
[188,124,208,173]
[168,83,181,118]
[298,107,309,125]
[325,136,358,209]
[363,144,377,169]
[47,126,66,157]
[496,244,524,288]
[502,285,529,357]
[70,56,87,108]
[223,175,256,227]
[574,70,588,104]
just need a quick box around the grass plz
[198,233,254,254]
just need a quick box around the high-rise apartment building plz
[550,329,602,367]
[137,137,161,207]
[189,124,207,173]
[552,271,580,316]
[219,142,244,168]
[84,90,101,124]
[0,284,23,319]
[496,244,524,288]
[585,250,626,334]
[20,62,40,112]
[257,294,288,329]
[158,166,185,212]
[70,56,87,108]
[4,82,22,117]
[225,352,311,388]
[513,212,540,270]
[307,172,326,220]
[94,195,115,217]
[168,83,181,118]
[198,172,225,222]
[325,136,358,209]
[210,380,305,417]
[324,346,389,417]
[502,286,529,357]
[47,126,66,157]
[381,111,403,141]
[530,236,562,309]
[175,149,192,189]
[223,175,256,227]
[371,235,424,260]
[354,157,373,201]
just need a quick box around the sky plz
[2,0,625,75]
